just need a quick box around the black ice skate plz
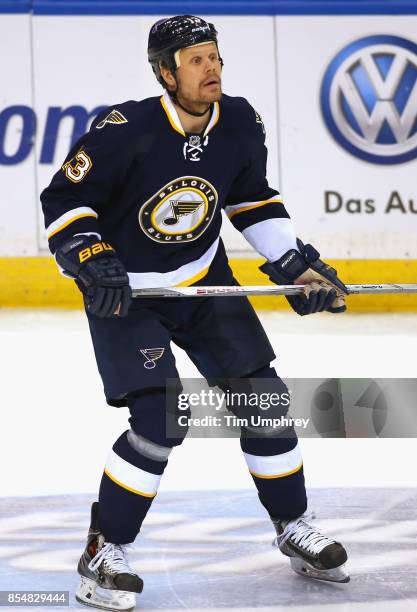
[272,516,349,583]
[76,502,143,611]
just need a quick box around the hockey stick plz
[132,284,417,299]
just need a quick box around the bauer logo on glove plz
[79,241,114,263]
[259,239,349,316]
[55,235,131,318]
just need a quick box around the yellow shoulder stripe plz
[227,199,283,220]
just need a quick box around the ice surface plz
[1,490,417,610]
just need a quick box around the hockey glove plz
[55,235,132,317]
[259,238,348,316]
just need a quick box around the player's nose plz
[205,57,219,72]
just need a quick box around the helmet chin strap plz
[174,96,212,117]
[168,74,212,117]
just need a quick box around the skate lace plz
[280,518,335,555]
[88,542,134,575]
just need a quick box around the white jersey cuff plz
[242,218,298,262]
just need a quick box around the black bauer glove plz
[55,235,132,317]
[259,239,349,316]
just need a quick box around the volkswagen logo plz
[321,35,417,164]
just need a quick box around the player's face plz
[175,42,222,108]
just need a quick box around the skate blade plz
[76,576,136,611]
[290,557,350,584]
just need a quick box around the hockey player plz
[41,15,349,611]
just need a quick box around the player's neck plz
[174,101,212,135]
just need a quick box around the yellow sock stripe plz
[104,469,157,498]
[249,461,303,480]
[47,213,97,239]
[227,199,283,220]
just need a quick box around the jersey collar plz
[160,91,220,138]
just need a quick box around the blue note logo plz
[140,348,165,369]
[321,35,417,164]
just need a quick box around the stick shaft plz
[132,284,417,299]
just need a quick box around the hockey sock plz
[98,389,187,543]
[240,366,308,520]
[98,431,164,543]
[242,435,307,520]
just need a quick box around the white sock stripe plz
[105,449,162,496]
[243,443,302,477]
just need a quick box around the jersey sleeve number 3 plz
[62,150,92,183]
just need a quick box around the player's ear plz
[159,61,177,91]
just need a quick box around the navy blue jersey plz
[41,92,292,288]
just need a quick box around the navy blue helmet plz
[148,15,221,86]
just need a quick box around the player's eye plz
[191,57,202,64]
